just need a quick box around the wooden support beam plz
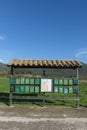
[11,66,13,76]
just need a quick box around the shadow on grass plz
[0,92,86,108]
[0,92,9,106]
[80,104,87,108]
[45,100,76,107]
[0,92,44,106]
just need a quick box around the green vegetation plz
[0,77,9,92]
[0,77,87,107]
[79,82,87,106]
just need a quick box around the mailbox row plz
[10,85,78,94]
[53,86,78,94]
[10,77,78,86]
[10,77,40,85]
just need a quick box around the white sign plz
[41,79,52,92]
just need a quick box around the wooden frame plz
[8,59,81,107]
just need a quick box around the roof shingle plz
[7,59,82,68]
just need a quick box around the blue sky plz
[0,0,87,63]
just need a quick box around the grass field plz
[0,77,87,107]
[0,77,9,92]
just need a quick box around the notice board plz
[41,79,52,92]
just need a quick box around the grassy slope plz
[0,77,87,106]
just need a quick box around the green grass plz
[0,77,87,107]
[79,82,87,107]
[0,77,9,92]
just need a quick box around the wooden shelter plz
[7,59,82,75]
[7,59,82,107]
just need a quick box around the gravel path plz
[0,116,87,123]
[0,117,87,130]
[0,106,87,130]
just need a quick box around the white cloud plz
[75,48,87,58]
[0,35,5,40]
[0,58,4,63]
[0,58,7,63]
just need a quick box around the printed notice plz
[41,79,52,92]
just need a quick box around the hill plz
[0,62,87,79]
[0,62,10,76]
[0,62,8,70]
[79,63,87,79]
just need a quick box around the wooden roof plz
[7,59,82,68]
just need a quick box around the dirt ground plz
[0,105,87,130]
[79,80,87,82]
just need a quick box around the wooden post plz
[9,66,13,106]
[11,66,13,76]
[9,92,12,106]
[43,70,46,76]
[42,92,45,107]
[76,68,80,108]
[77,68,79,79]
